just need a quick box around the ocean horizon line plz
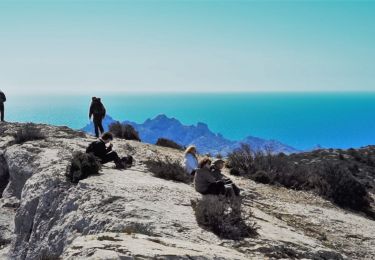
[5,90,375,97]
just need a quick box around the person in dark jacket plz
[210,159,241,196]
[0,90,6,122]
[86,132,128,169]
[194,158,226,195]
[89,97,106,137]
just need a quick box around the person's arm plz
[89,104,93,119]
[106,143,113,152]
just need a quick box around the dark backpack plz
[92,102,105,116]
[86,141,96,154]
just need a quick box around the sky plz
[0,0,374,94]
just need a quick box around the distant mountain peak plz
[81,114,299,155]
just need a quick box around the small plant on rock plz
[13,123,45,144]
[156,138,183,150]
[66,151,101,183]
[109,121,141,141]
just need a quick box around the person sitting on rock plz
[89,97,106,138]
[86,132,131,169]
[194,157,226,195]
[183,145,199,176]
[210,159,241,196]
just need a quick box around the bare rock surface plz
[0,122,374,259]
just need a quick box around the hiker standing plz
[0,90,6,122]
[89,97,106,137]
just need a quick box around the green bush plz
[145,156,192,184]
[314,163,371,211]
[155,138,183,150]
[13,123,45,144]
[109,122,141,141]
[192,195,258,240]
[66,152,101,183]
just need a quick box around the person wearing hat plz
[210,158,241,196]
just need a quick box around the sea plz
[5,92,375,151]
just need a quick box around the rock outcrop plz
[0,122,374,259]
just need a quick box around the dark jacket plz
[89,99,106,120]
[0,91,6,104]
[194,168,217,194]
[86,139,112,159]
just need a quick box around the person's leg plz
[98,119,104,135]
[93,118,100,137]
[101,151,120,164]
[204,182,226,195]
[0,103,4,122]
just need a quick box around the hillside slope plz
[0,123,374,259]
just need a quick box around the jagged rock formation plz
[0,122,374,259]
[82,114,298,155]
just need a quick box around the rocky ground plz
[0,122,374,259]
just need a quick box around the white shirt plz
[184,153,198,174]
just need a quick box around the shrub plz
[226,144,256,174]
[145,156,192,184]
[227,144,289,176]
[13,123,45,144]
[66,152,101,183]
[228,145,373,215]
[156,138,183,150]
[313,163,371,211]
[109,122,141,141]
[252,170,271,184]
[192,195,258,240]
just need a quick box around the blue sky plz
[0,0,374,94]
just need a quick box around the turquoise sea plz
[5,92,375,150]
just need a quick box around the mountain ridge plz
[82,114,299,155]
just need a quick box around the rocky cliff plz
[0,122,374,259]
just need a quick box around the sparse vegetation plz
[192,195,258,240]
[314,163,371,211]
[13,123,45,144]
[156,138,183,150]
[145,156,192,184]
[109,121,141,141]
[227,144,373,215]
[66,151,101,183]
